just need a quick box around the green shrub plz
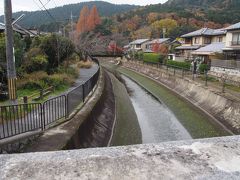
[24,48,48,73]
[137,51,144,60]
[199,64,208,74]
[167,60,191,70]
[143,53,160,63]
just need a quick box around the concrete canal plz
[122,75,192,143]
[117,67,231,141]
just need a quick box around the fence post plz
[65,95,69,118]
[205,70,208,86]
[41,103,45,131]
[82,84,85,103]
[222,79,226,93]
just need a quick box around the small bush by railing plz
[199,64,208,74]
[166,60,191,70]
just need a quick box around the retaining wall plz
[123,61,240,134]
[25,69,116,152]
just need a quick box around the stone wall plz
[123,61,240,134]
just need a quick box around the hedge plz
[143,53,160,63]
[166,60,191,70]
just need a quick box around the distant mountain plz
[164,0,240,24]
[0,1,138,29]
[109,0,240,40]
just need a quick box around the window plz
[194,37,199,44]
[204,37,211,44]
[136,44,141,48]
[217,37,223,42]
[232,33,240,45]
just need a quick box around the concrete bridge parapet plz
[0,135,240,179]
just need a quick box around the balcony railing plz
[211,59,240,70]
[231,41,240,46]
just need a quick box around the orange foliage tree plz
[88,5,101,31]
[76,6,90,34]
[76,5,101,36]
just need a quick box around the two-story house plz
[175,28,226,61]
[129,39,150,52]
[144,38,171,53]
[223,22,240,64]
[209,22,240,76]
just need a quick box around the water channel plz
[122,75,192,143]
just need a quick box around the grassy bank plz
[117,67,230,139]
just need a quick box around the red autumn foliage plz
[152,42,168,54]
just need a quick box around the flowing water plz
[122,76,192,143]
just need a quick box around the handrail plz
[0,56,100,140]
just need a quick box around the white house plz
[129,39,150,52]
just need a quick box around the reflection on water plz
[122,75,192,143]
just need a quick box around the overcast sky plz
[0,0,168,15]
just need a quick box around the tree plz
[39,34,75,73]
[151,18,178,37]
[23,48,48,73]
[76,6,90,35]
[152,43,168,55]
[88,5,101,31]
[131,26,152,39]
[147,13,159,24]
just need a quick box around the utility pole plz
[4,0,17,102]
[163,28,166,38]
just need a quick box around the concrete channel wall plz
[123,62,240,134]
[24,68,116,152]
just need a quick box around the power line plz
[37,0,56,22]
[21,0,52,22]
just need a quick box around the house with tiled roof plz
[0,22,38,37]
[145,38,171,53]
[129,39,150,52]
[175,28,226,61]
[209,22,240,76]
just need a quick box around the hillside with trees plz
[108,0,240,40]
[0,1,138,31]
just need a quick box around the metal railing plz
[0,57,100,140]
[211,59,240,70]
[231,41,240,46]
[129,59,240,90]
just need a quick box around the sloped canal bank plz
[118,67,231,139]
